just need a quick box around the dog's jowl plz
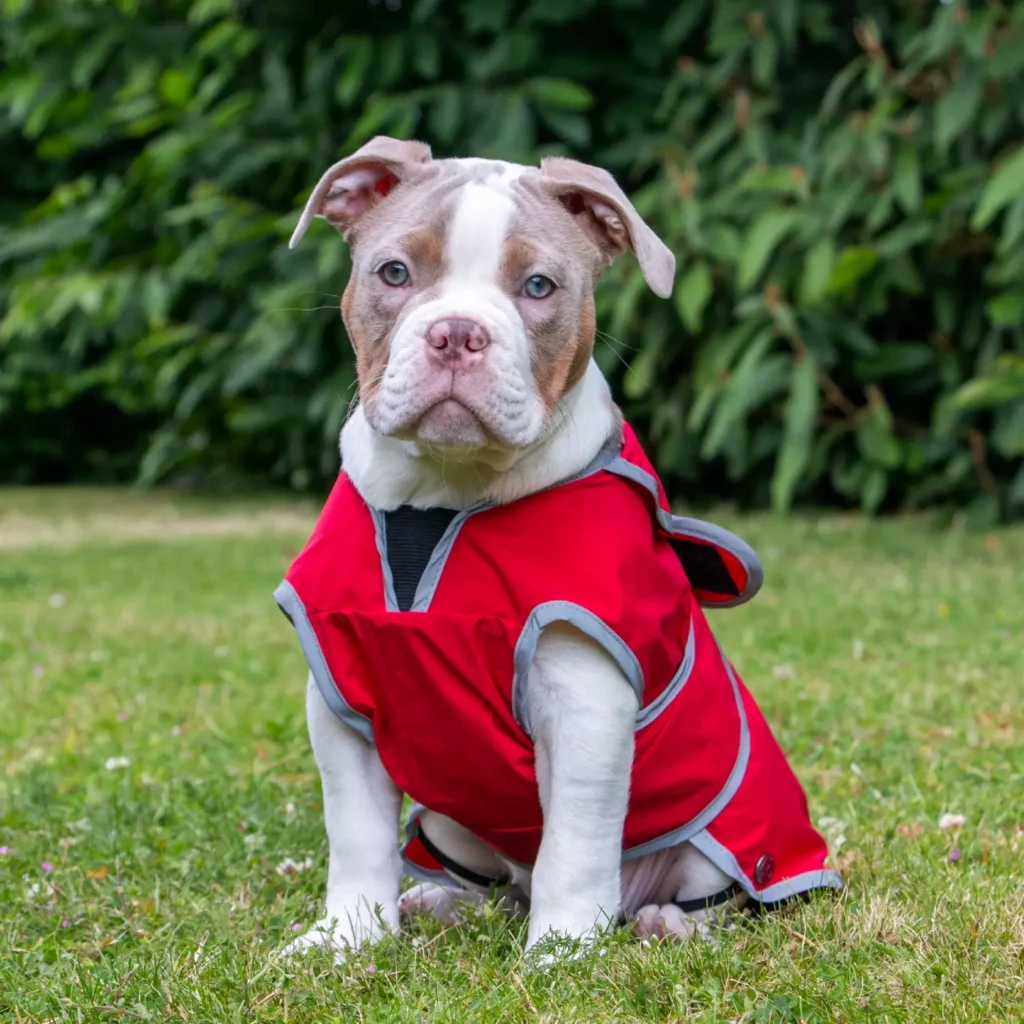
[275,137,842,959]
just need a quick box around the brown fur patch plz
[532,295,597,413]
[400,223,446,273]
[500,234,539,291]
[341,279,392,405]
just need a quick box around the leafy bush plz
[1,0,1022,521]
[619,0,1024,523]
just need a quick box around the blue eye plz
[378,261,409,287]
[523,274,556,299]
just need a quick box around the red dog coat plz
[276,424,842,905]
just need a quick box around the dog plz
[275,137,841,961]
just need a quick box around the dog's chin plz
[412,399,489,448]
[368,396,546,456]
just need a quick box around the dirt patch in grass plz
[0,505,315,549]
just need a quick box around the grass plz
[1,487,1022,1023]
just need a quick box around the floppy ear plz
[289,136,433,248]
[538,157,676,298]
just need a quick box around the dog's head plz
[291,136,675,452]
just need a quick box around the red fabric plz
[283,424,834,895]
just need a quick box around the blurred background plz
[1,0,1022,522]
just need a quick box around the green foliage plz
[610,0,1024,523]
[0,0,674,487]
[1,0,1023,519]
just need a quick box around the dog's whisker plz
[269,305,342,314]
[595,329,634,352]
[596,334,633,372]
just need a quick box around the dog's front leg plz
[525,624,638,956]
[284,675,402,957]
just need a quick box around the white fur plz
[446,180,517,284]
[282,676,402,958]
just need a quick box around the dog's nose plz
[425,318,490,358]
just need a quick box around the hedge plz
[1,0,1023,522]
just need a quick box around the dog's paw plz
[280,910,393,962]
[398,882,487,924]
[281,918,371,964]
[281,919,348,961]
[632,904,713,943]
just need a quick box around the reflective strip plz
[621,648,750,860]
[404,801,428,846]
[604,456,764,608]
[368,506,401,613]
[274,580,375,744]
[511,601,644,736]
[512,609,749,863]
[401,804,454,883]
[603,455,658,500]
[402,852,451,884]
[688,828,844,904]
[635,620,695,730]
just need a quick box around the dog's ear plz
[538,157,675,298]
[289,136,433,248]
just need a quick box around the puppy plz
[275,137,841,959]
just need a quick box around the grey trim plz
[511,601,645,737]
[689,828,844,903]
[604,456,764,609]
[622,649,750,860]
[367,506,400,612]
[604,454,660,498]
[402,858,451,884]
[404,802,428,845]
[400,803,452,883]
[635,620,695,730]
[274,580,375,744]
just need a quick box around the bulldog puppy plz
[277,137,839,962]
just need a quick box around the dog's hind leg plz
[399,882,489,924]
[631,842,748,941]
[399,811,529,923]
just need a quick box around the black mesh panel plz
[384,506,460,611]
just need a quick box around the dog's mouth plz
[410,397,491,448]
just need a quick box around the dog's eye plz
[378,261,410,287]
[523,275,556,299]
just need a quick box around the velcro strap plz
[672,881,741,914]
[414,822,511,890]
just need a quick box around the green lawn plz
[1,489,1022,1023]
